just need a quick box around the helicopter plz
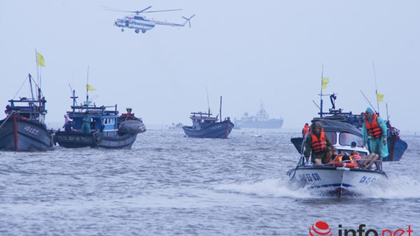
[103,6,195,34]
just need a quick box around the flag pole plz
[35,49,39,100]
[206,87,210,116]
[86,66,90,106]
[320,63,324,117]
[372,62,380,115]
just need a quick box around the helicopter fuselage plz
[114,16,155,33]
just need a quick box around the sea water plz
[0,129,419,235]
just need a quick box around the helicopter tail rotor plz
[182,14,195,28]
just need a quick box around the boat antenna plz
[360,90,377,113]
[386,103,390,120]
[319,63,324,117]
[206,87,210,116]
[372,62,380,114]
[219,96,223,121]
[86,66,90,106]
[35,49,40,93]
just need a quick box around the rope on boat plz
[0,111,16,129]
[288,134,310,179]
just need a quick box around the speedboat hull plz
[0,115,53,151]
[288,166,387,196]
[183,120,234,138]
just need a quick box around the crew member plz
[362,108,388,169]
[304,122,333,164]
[302,123,310,137]
[63,114,73,132]
[81,111,91,133]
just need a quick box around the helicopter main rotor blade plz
[142,9,182,13]
[102,6,132,12]
[101,5,152,14]
[133,6,152,14]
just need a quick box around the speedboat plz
[288,120,387,196]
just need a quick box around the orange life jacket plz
[365,113,383,139]
[302,124,309,136]
[311,129,327,153]
[333,155,359,168]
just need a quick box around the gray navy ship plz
[234,104,284,129]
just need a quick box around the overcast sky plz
[1,0,419,133]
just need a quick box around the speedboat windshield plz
[325,131,337,144]
[339,132,363,147]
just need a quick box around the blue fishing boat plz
[0,74,53,151]
[54,89,145,149]
[182,96,234,138]
[182,112,234,138]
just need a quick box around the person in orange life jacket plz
[329,147,359,167]
[304,122,333,164]
[329,146,342,163]
[302,123,310,137]
[350,140,380,169]
[362,108,388,168]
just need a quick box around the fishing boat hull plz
[182,120,234,138]
[288,166,387,196]
[54,130,138,149]
[0,115,53,151]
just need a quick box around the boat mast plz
[320,64,324,117]
[35,50,42,115]
[28,74,35,103]
[86,66,90,107]
[372,62,380,115]
[206,87,210,117]
[69,84,78,113]
[219,96,222,121]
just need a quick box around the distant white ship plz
[234,104,284,129]
[168,122,183,130]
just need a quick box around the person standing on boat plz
[304,122,333,165]
[81,111,91,133]
[63,114,73,132]
[362,108,388,166]
[302,123,310,137]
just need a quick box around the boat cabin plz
[5,97,47,123]
[189,112,218,130]
[67,104,119,132]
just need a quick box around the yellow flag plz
[377,92,384,102]
[321,77,329,90]
[86,84,95,91]
[36,52,45,67]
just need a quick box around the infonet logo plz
[309,221,413,236]
[309,221,332,236]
